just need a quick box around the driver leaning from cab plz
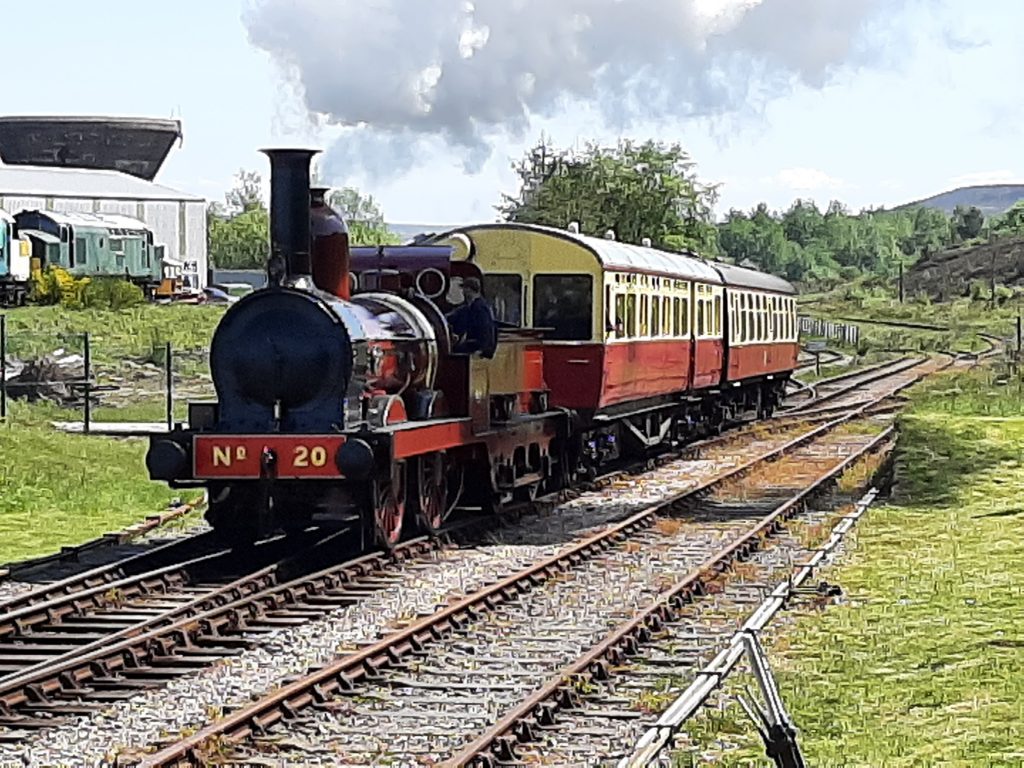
[447,277,498,358]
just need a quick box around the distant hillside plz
[905,236,1024,299]
[898,184,1024,215]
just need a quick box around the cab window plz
[534,274,593,341]
[484,274,522,326]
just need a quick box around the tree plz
[208,206,270,269]
[225,169,264,213]
[951,205,984,241]
[208,170,270,269]
[498,137,719,253]
[327,188,400,245]
[208,173,399,268]
[989,201,1024,237]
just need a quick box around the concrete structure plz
[0,116,182,181]
[0,164,207,288]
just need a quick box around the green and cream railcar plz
[14,209,160,287]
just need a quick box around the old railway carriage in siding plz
[431,223,798,467]
[14,209,160,288]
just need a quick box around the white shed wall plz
[182,201,207,288]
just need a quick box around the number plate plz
[193,435,348,479]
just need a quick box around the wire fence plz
[0,314,214,432]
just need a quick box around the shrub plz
[29,266,90,309]
[82,277,145,310]
[29,268,144,311]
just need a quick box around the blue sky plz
[3,0,1019,225]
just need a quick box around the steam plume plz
[244,0,907,177]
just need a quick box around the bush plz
[82,277,145,310]
[29,268,144,310]
[30,266,90,308]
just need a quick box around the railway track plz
[130,356,942,767]
[781,355,926,415]
[448,437,894,767]
[0,351,951,764]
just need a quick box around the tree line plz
[210,136,1024,290]
[501,137,1024,288]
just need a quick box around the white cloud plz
[946,169,1019,187]
[774,166,846,191]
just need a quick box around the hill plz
[905,236,1024,299]
[898,184,1024,215]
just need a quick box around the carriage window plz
[713,295,722,336]
[614,293,627,338]
[680,296,690,336]
[640,295,649,336]
[75,237,87,266]
[626,292,637,337]
[651,295,660,337]
[662,297,671,335]
[485,274,522,326]
[534,274,592,340]
[697,298,705,337]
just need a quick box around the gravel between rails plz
[203,429,885,767]
[0,421,822,766]
[512,504,855,767]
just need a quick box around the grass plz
[674,363,1024,766]
[0,305,217,563]
[0,400,203,563]
[2,304,225,365]
[799,283,1023,356]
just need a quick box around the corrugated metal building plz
[0,164,207,288]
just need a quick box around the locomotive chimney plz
[310,186,352,299]
[261,148,318,285]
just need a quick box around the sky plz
[2,0,1020,226]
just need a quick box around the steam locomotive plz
[145,148,800,548]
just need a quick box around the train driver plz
[447,277,498,358]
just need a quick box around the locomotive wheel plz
[373,464,406,548]
[415,453,448,533]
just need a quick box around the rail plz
[135,354,941,767]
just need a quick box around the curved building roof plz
[0,116,182,181]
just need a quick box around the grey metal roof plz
[0,164,203,202]
[708,261,797,295]
[21,209,148,232]
[444,223,724,284]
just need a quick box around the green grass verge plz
[799,285,1022,355]
[676,363,1024,766]
[2,304,225,365]
[0,399,203,564]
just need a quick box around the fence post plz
[0,314,6,421]
[83,332,91,434]
[165,341,173,430]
